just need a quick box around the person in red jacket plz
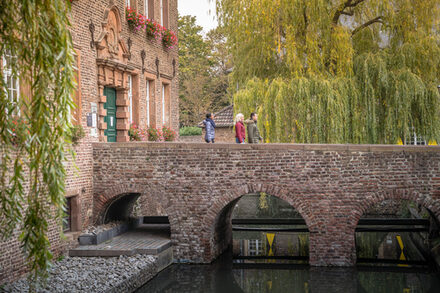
[235,113,246,143]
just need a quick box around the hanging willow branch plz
[0,0,75,281]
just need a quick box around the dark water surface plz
[136,252,440,293]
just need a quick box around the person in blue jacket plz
[203,113,216,143]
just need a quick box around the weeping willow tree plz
[0,0,75,280]
[216,0,440,143]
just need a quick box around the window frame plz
[160,0,163,26]
[161,83,165,125]
[146,80,150,127]
[160,0,169,27]
[144,0,149,18]
[71,50,82,125]
[63,197,72,232]
[2,52,20,115]
[126,0,137,11]
[128,75,133,124]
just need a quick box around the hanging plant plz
[145,18,162,39]
[125,7,144,31]
[162,28,178,49]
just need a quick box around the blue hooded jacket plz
[203,118,216,141]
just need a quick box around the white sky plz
[178,0,218,33]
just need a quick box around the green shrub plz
[179,126,202,136]
[69,124,85,145]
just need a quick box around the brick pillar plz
[98,85,107,142]
[116,88,130,142]
[309,222,356,266]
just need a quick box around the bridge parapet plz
[92,142,440,266]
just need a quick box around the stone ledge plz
[91,142,440,153]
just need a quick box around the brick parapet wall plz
[92,142,440,266]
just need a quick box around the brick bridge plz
[92,143,440,266]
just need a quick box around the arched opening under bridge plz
[355,198,440,269]
[211,192,310,265]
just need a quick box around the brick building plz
[0,0,178,283]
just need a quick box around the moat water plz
[137,227,440,292]
[136,251,440,293]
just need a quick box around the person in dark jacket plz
[203,113,216,143]
[246,112,263,144]
[235,113,246,143]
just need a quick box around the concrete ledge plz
[78,222,130,246]
[69,240,171,257]
[92,142,440,153]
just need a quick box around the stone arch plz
[102,192,141,223]
[350,188,440,232]
[94,182,176,227]
[200,183,314,262]
[347,188,440,265]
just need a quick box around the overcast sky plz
[178,0,218,33]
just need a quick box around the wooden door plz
[104,87,117,142]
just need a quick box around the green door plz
[104,87,117,142]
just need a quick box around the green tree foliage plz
[178,15,231,126]
[217,0,440,143]
[0,0,75,280]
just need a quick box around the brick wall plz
[92,143,440,266]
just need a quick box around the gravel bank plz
[3,255,158,293]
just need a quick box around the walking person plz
[203,113,216,143]
[235,113,246,144]
[246,112,263,144]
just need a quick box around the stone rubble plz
[3,255,158,293]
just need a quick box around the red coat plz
[235,121,246,143]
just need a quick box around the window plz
[63,197,72,232]
[144,0,151,18]
[248,239,263,256]
[161,82,170,126]
[128,75,133,124]
[408,132,426,145]
[147,0,154,19]
[160,0,168,28]
[2,52,20,114]
[126,0,137,10]
[146,78,156,128]
[160,0,163,26]
[146,80,151,126]
[161,84,165,124]
[71,51,81,125]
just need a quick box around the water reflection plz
[233,231,309,264]
[136,252,440,293]
[356,232,428,263]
